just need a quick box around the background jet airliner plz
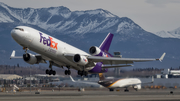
[70,73,154,92]
[10,26,166,76]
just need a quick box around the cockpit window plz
[14,28,24,31]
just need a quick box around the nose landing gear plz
[23,47,28,57]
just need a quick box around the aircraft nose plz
[11,28,24,41]
[11,29,16,38]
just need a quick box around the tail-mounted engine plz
[73,54,88,66]
[23,53,37,64]
[89,46,101,56]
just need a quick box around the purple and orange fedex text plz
[39,32,58,50]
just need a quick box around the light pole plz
[30,66,31,92]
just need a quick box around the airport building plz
[0,74,22,80]
[156,68,180,78]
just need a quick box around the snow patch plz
[73,20,100,34]
[94,19,119,32]
[48,8,59,15]
[75,11,85,16]
[61,13,71,19]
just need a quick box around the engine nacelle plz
[133,84,141,91]
[73,54,88,66]
[23,53,37,64]
[89,46,101,56]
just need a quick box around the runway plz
[0,89,180,101]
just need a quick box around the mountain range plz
[0,2,179,69]
[154,27,180,39]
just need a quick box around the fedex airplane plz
[10,26,166,76]
[70,73,154,92]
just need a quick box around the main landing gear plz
[124,88,129,92]
[46,69,56,75]
[109,88,114,92]
[46,62,56,75]
[65,69,71,75]
[64,66,71,75]
[78,70,88,76]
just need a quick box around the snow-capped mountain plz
[0,2,142,36]
[155,27,180,39]
[0,2,180,68]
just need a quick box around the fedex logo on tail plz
[39,32,58,50]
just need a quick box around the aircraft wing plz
[10,50,47,63]
[87,53,166,65]
[64,53,166,67]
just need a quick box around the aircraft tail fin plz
[98,73,105,81]
[99,33,114,52]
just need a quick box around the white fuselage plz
[109,78,141,89]
[11,26,91,71]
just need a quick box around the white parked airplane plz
[70,73,154,92]
[10,26,166,76]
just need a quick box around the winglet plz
[10,50,23,59]
[69,75,76,82]
[10,50,16,59]
[159,52,166,62]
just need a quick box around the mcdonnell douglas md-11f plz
[10,26,166,76]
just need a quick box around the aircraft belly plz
[30,39,82,70]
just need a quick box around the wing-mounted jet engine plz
[10,50,46,65]
[73,54,89,76]
[23,53,37,64]
[73,54,88,66]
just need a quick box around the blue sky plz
[0,0,180,33]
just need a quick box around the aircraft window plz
[14,28,24,31]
